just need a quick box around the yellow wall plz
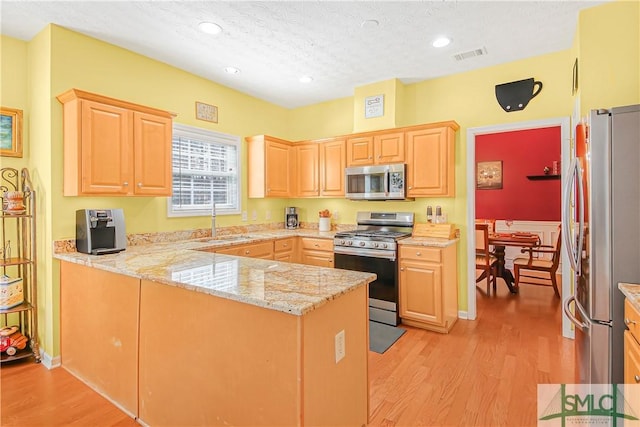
[579,0,640,114]
[3,0,638,359]
[0,36,29,170]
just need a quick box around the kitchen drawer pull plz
[625,318,637,326]
[416,252,421,256]
[283,243,288,247]
[635,375,640,383]
[245,250,250,254]
[314,243,319,247]
[123,181,129,186]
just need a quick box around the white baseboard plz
[39,349,61,369]
[458,310,473,320]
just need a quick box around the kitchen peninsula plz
[54,235,374,426]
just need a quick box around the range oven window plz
[334,252,398,325]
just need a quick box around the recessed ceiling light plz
[361,19,379,29]
[299,76,313,83]
[198,22,222,35]
[432,36,451,48]
[224,66,240,74]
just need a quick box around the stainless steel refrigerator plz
[563,104,640,385]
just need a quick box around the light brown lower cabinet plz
[59,259,368,426]
[399,243,458,333]
[300,237,334,268]
[624,299,640,384]
[274,237,297,262]
[60,262,140,417]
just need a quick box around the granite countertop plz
[53,229,374,316]
[399,236,459,248]
[619,283,640,313]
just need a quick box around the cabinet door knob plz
[635,375,640,383]
[378,155,381,159]
[408,186,412,190]
[625,318,637,325]
[245,250,250,254]
[123,181,129,186]
[368,156,372,160]
[283,243,288,247]
[137,182,143,187]
[416,252,422,256]
[400,267,405,271]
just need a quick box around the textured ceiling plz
[1,0,606,109]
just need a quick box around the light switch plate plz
[335,330,345,363]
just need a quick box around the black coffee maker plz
[285,207,299,229]
[76,209,127,255]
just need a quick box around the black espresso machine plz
[76,209,127,255]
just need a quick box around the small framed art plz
[195,102,218,123]
[0,107,23,158]
[476,161,503,190]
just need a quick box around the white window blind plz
[168,123,240,217]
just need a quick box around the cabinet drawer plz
[274,238,295,253]
[217,241,273,259]
[300,237,333,252]
[399,246,441,263]
[626,299,640,343]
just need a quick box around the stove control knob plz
[373,242,379,248]
[382,243,388,249]
[347,241,353,246]
[359,241,366,247]
[339,240,345,245]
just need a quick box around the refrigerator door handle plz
[562,158,579,273]
[575,160,585,274]
[564,295,590,331]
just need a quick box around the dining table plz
[488,232,540,293]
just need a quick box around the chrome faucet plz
[211,202,216,239]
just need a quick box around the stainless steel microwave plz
[345,163,408,200]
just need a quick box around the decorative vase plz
[318,217,331,232]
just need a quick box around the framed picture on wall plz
[0,107,23,158]
[477,160,503,190]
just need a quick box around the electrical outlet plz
[251,210,257,221]
[265,210,271,220]
[241,211,248,221]
[333,210,339,221]
[335,330,345,363]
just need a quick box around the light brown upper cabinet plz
[293,138,345,198]
[247,135,294,198]
[406,123,458,198]
[346,132,404,167]
[57,89,173,196]
[319,138,346,197]
[295,143,319,197]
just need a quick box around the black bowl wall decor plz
[495,78,543,112]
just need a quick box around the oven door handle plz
[334,246,396,260]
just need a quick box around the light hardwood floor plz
[1,280,574,426]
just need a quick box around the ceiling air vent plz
[453,47,487,61]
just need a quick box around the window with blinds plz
[168,123,241,217]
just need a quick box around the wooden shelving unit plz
[526,174,561,181]
[1,168,40,363]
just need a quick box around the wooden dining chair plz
[475,218,496,233]
[513,227,562,297]
[475,223,498,294]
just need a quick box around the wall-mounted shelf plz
[527,174,560,181]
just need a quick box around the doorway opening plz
[466,117,573,339]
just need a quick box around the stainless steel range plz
[334,212,414,326]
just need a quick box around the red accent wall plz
[475,126,561,221]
